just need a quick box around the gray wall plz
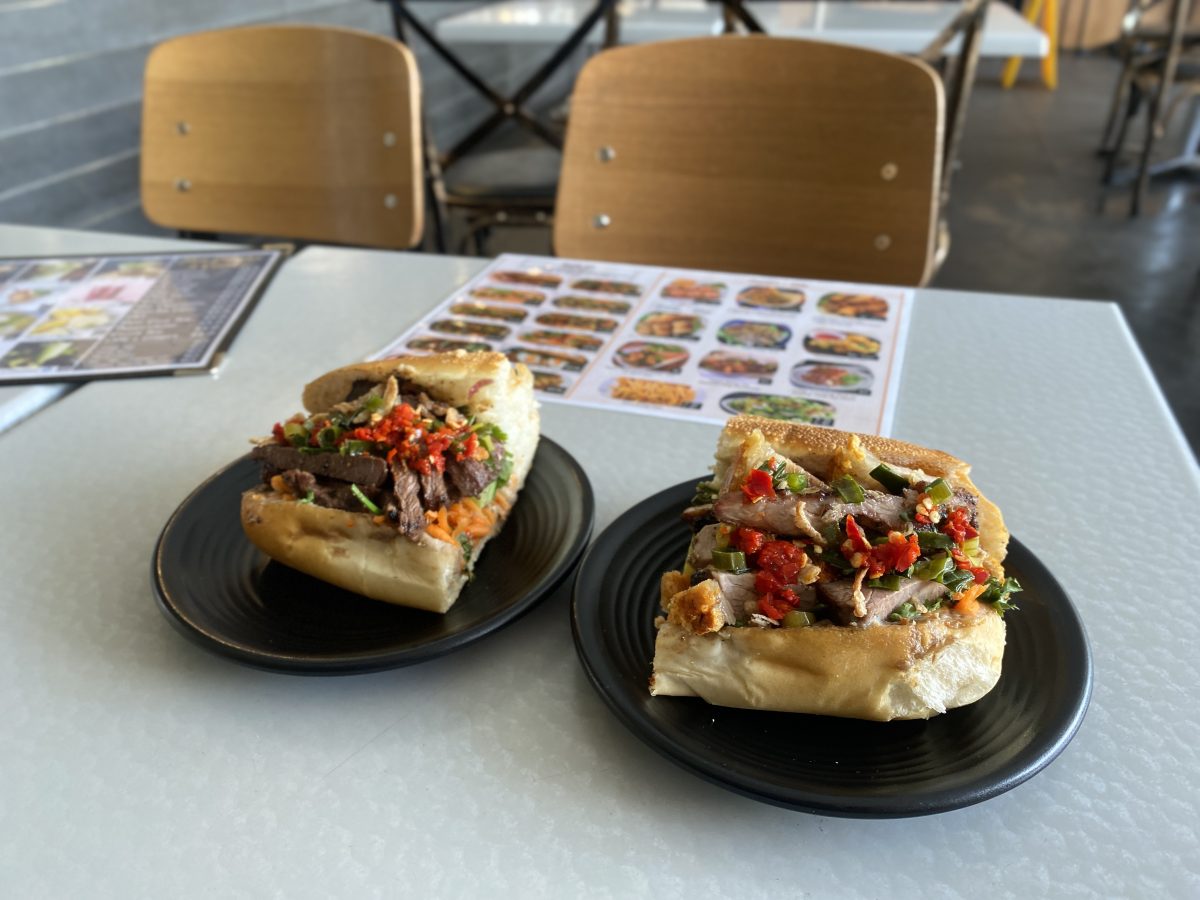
[0,0,572,239]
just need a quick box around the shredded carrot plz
[953,582,987,616]
[426,524,454,543]
[493,493,510,512]
[438,507,450,533]
[269,474,294,498]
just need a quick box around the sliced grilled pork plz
[817,577,948,626]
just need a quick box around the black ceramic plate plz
[154,437,593,674]
[571,479,1092,818]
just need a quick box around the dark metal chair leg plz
[1132,84,1165,216]
[1099,63,1136,155]
[1104,81,1142,184]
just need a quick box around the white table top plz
[1,230,1197,897]
[438,0,724,44]
[749,1,1049,57]
[0,225,231,433]
[437,0,1048,57]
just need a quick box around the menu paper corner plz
[371,253,914,436]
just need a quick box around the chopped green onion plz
[298,490,315,505]
[917,531,955,552]
[339,439,373,456]
[477,480,498,507]
[714,526,732,550]
[889,602,920,622]
[782,610,815,628]
[785,472,808,493]
[870,463,909,494]
[283,422,307,446]
[480,434,494,452]
[316,425,342,448]
[913,553,952,581]
[691,481,718,505]
[494,456,514,489]
[940,568,975,593]
[833,475,865,504]
[962,536,981,556]
[711,549,747,572]
[926,478,953,504]
[869,574,903,591]
[981,576,1022,615]
[457,533,474,564]
[350,484,381,515]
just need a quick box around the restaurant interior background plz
[1,0,1197,450]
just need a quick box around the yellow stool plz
[1002,0,1059,88]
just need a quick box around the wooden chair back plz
[141,26,423,249]
[555,36,944,286]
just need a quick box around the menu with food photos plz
[0,250,281,383]
[374,254,914,436]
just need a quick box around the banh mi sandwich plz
[652,416,1021,721]
[240,351,539,613]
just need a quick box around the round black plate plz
[154,437,593,674]
[571,479,1092,818]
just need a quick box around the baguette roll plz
[651,416,1018,721]
[240,351,538,613]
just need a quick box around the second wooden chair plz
[554,36,944,286]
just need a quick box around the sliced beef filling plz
[277,469,383,512]
[388,462,425,534]
[252,444,388,488]
[817,577,948,626]
[446,456,492,499]
[419,467,450,510]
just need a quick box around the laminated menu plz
[374,254,914,436]
[0,250,281,383]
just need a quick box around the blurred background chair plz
[1100,0,1200,213]
[141,25,423,250]
[554,35,944,286]
[383,0,618,254]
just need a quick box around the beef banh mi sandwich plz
[651,416,1021,721]
[240,352,539,613]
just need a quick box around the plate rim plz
[153,435,594,675]
[570,478,1093,818]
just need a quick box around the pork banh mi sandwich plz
[651,416,1021,721]
[240,352,539,613]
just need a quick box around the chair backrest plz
[554,36,944,286]
[141,25,423,249]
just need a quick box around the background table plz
[438,0,1049,57]
[1,231,1197,896]
[748,1,1049,56]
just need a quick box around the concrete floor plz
[936,56,1200,456]
[473,54,1200,455]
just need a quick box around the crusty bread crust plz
[651,611,1005,721]
[241,351,538,612]
[653,415,1008,720]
